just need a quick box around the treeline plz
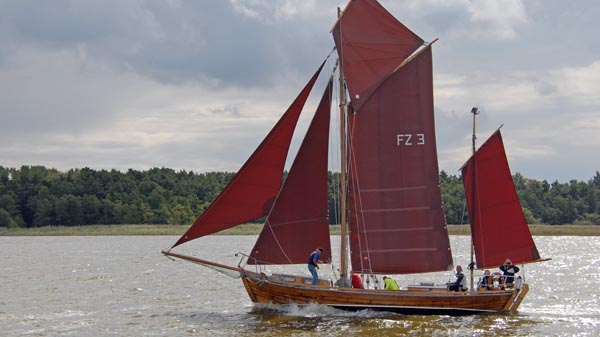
[0,166,231,228]
[1,166,599,228]
[440,171,600,225]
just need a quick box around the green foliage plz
[0,165,234,227]
[1,165,599,228]
[440,171,466,224]
[0,209,20,228]
[441,170,600,225]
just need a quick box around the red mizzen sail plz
[172,64,325,248]
[332,0,424,111]
[461,129,541,268]
[249,79,333,265]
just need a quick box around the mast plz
[469,106,479,291]
[337,6,349,284]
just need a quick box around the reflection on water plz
[0,235,598,336]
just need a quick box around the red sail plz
[332,0,424,110]
[461,130,541,268]
[249,79,333,265]
[172,64,325,248]
[346,46,453,274]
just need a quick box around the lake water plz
[1,235,598,336]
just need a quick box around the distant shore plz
[1,224,599,236]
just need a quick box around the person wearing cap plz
[308,248,323,285]
[499,258,520,287]
[383,276,399,290]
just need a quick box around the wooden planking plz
[240,273,518,314]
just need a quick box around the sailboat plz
[162,0,547,315]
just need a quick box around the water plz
[1,235,598,336]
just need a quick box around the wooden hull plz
[240,272,529,315]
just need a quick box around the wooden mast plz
[337,6,349,284]
[469,106,479,291]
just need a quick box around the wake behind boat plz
[162,0,547,315]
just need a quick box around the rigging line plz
[351,138,374,273]
[266,219,295,264]
[454,192,468,267]
[330,59,341,230]
[335,3,348,276]
[328,66,339,260]
[328,59,342,265]
[347,117,373,274]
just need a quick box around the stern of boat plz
[503,283,529,313]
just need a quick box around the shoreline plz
[1,224,599,236]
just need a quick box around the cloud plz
[229,0,324,21]
[393,0,530,41]
[0,46,132,135]
[0,0,598,182]
[468,0,530,40]
[435,59,600,180]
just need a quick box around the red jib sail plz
[172,63,325,248]
[249,79,333,265]
[461,129,541,268]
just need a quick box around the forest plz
[1,165,599,228]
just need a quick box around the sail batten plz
[357,227,435,233]
[367,248,440,253]
[359,185,427,193]
[361,206,431,213]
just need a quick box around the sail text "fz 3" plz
[396,133,425,146]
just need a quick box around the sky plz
[1,0,599,182]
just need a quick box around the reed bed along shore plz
[1,224,599,236]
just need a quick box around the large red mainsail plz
[249,79,333,265]
[334,0,452,275]
[461,129,541,268]
[172,64,325,248]
[345,46,452,275]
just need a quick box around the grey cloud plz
[534,80,557,96]
[209,106,240,116]
[0,1,322,89]
[1,0,599,181]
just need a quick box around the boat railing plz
[234,252,271,274]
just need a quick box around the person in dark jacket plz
[478,270,493,290]
[499,258,520,287]
[448,265,467,292]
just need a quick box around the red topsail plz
[332,0,424,111]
